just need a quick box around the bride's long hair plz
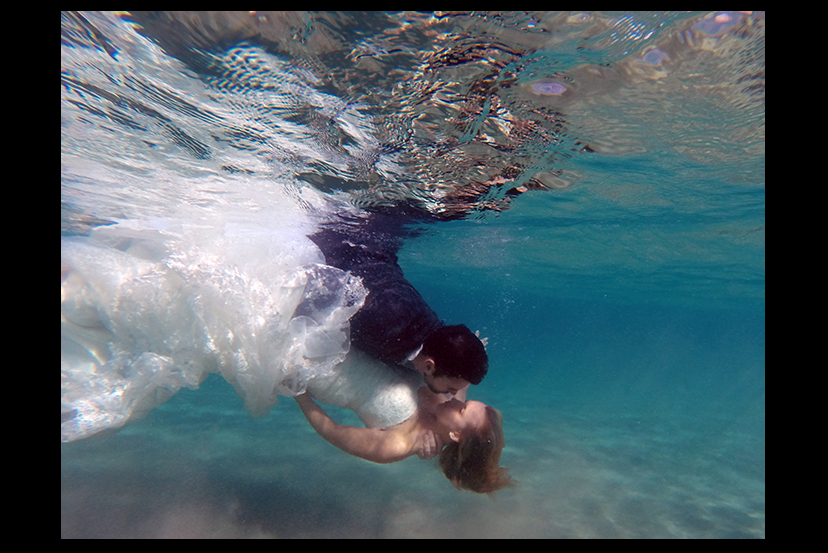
[438,405,514,494]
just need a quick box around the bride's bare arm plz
[295,394,412,464]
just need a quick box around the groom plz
[308,209,489,399]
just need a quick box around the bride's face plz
[436,399,488,437]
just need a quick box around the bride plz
[296,383,513,494]
[61,218,512,493]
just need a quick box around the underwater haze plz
[61,12,764,538]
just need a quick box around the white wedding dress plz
[61,217,418,442]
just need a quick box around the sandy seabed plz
[61,375,764,539]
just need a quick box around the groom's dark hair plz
[421,324,488,385]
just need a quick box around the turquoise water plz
[61,12,764,538]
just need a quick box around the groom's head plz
[417,325,488,394]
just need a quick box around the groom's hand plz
[475,329,488,349]
[417,429,445,460]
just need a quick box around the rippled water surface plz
[62,12,764,538]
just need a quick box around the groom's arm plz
[294,394,411,464]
